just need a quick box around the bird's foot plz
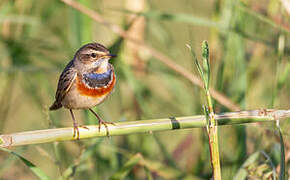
[98,119,115,136]
[73,125,80,140]
[73,125,89,140]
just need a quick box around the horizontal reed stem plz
[0,109,289,147]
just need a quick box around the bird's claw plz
[98,120,115,136]
[73,125,89,140]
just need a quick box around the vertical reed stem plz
[206,90,221,179]
[189,41,222,179]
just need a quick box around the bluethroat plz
[49,43,116,139]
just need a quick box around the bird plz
[49,42,116,139]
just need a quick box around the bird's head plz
[74,43,116,72]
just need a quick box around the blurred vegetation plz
[0,0,289,179]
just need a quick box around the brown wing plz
[49,60,77,110]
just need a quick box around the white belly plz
[61,84,109,109]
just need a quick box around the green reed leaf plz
[109,153,142,180]
[112,9,220,28]
[234,152,260,180]
[202,41,210,91]
[277,126,285,180]
[0,148,52,180]
[186,44,206,89]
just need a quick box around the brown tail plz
[49,101,62,111]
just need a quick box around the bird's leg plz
[89,108,115,136]
[70,109,80,140]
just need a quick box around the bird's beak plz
[108,54,117,58]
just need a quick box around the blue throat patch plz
[83,69,112,88]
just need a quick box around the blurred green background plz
[0,0,289,179]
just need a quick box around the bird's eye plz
[90,53,97,58]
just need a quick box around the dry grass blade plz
[61,0,240,111]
